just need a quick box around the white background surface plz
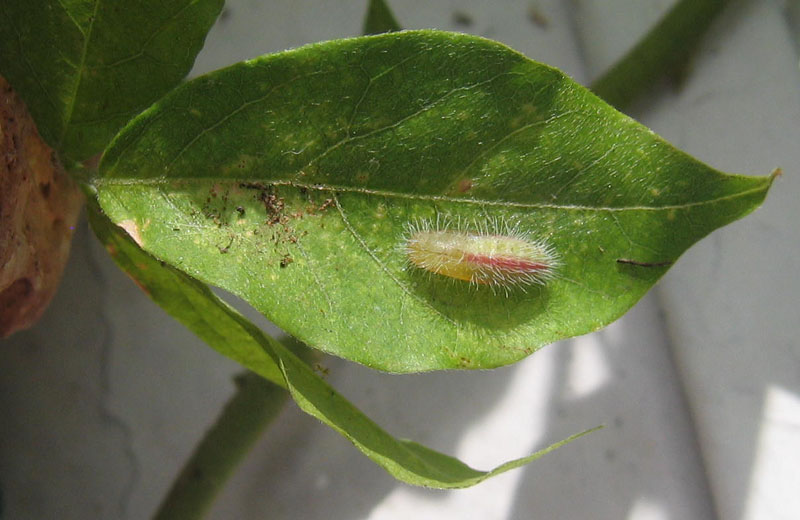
[1,1,798,519]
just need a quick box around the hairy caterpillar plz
[404,217,559,288]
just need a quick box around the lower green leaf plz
[277,348,600,487]
[88,200,596,488]
[88,202,285,387]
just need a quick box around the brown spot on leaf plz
[318,198,336,212]
[118,219,143,247]
[0,75,84,337]
[457,179,473,193]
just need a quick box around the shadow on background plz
[508,297,716,519]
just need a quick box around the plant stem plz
[590,0,730,112]
[153,372,289,520]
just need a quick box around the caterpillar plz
[403,216,559,289]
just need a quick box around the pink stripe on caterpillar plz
[464,253,549,272]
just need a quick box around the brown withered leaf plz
[1,76,84,337]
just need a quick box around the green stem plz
[590,0,730,111]
[152,372,289,520]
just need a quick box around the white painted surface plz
[644,3,800,519]
[575,1,800,519]
[1,1,797,519]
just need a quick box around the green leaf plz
[278,351,599,488]
[88,202,285,387]
[591,0,730,111]
[363,0,401,35]
[0,0,224,162]
[93,30,774,373]
[89,198,596,488]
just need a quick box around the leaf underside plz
[89,202,597,488]
[94,30,773,373]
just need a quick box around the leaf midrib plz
[57,0,101,149]
[93,178,771,213]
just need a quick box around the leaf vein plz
[347,49,428,134]
[333,194,458,327]
[164,70,331,170]
[58,0,101,148]
[298,72,513,176]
